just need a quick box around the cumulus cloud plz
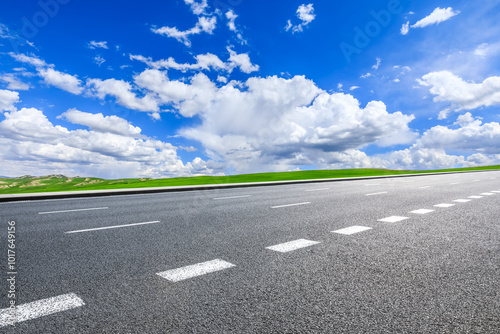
[285,3,316,33]
[59,108,142,137]
[178,75,415,173]
[151,15,217,47]
[418,71,500,117]
[130,48,259,74]
[0,107,215,178]
[184,0,208,15]
[88,41,108,49]
[0,74,29,91]
[0,89,20,111]
[402,7,460,35]
[86,78,159,112]
[9,53,83,95]
[412,7,460,29]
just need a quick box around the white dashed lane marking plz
[266,239,320,253]
[434,203,455,208]
[469,196,483,199]
[213,195,251,200]
[271,202,311,209]
[39,207,108,215]
[65,221,162,234]
[0,293,84,327]
[453,199,471,203]
[332,226,372,235]
[157,259,235,282]
[378,216,409,223]
[305,188,330,192]
[365,192,388,196]
[410,209,434,214]
[481,193,495,196]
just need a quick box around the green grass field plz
[1,165,499,195]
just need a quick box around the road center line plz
[266,239,320,253]
[332,226,372,235]
[157,259,235,282]
[65,221,161,234]
[378,216,409,223]
[39,207,108,215]
[213,195,251,200]
[365,191,388,196]
[0,293,84,327]
[271,202,310,209]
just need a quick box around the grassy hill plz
[1,165,499,195]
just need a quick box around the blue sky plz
[1,0,500,178]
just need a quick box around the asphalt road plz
[1,171,499,333]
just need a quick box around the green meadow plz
[1,165,499,195]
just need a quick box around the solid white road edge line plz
[65,221,161,234]
[0,293,84,327]
[39,207,108,214]
[266,239,320,253]
[332,226,372,235]
[157,259,235,282]
[271,202,311,209]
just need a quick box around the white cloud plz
[88,41,108,49]
[226,10,237,32]
[0,23,15,39]
[59,108,142,137]
[285,3,316,33]
[151,15,217,47]
[178,75,415,173]
[412,7,460,29]
[38,68,84,95]
[361,73,372,79]
[0,107,216,178]
[400,21,410,35]
[86,78,159,112]
[93,55,106,66]
[0,74,30,91]
[349,86,360,91]
[418,71,500,116]
[131,48,259,74]
[402,7,460,35]
[474,43,489,57]
[10,53,83,95]
[372,58,382,70]
[217,76,228,83]
[184,0,208,16]
[0,89,20,111]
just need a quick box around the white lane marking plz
[419,186,432,189]
[0,293,84,327]
[65,221,161,234]
[157,259,235,282]
[377,216,409,223]
[332,226,372,235]
[305,188,330,192]
[434,203,455,208]
[481,192,495,196]
[213,195,251,200]
[450,182,460,185]
[453,199,471,203]
[469,196,483,199]
[410,209,434,214]
[271,202,310,209]
[266,239,320,253]
[365,191,388,196]
[39,207,108,215]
